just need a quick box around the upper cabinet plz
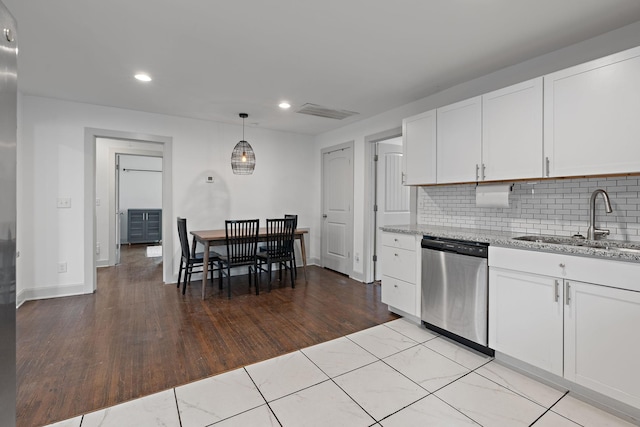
[544,46,640,177]
[402,109,437,185]
[482,78,543,181]
[436,97,482,183]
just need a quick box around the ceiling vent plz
[296,103,359,120]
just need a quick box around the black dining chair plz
[218,219,260,298]
[257,217,296,291]
[177,217,221,295]
[284,214,298,278]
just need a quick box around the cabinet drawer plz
[381,245,416,283]
[381,232,416,251]
[382,275,416,316]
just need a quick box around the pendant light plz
[231,113,256,175]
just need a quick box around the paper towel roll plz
[476,183,511,208]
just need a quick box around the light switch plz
[57,197,72,208]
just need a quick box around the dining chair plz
[284,214,298,278]
[257,217,296,291]
[177,217,221,295]
[218,219,260,298]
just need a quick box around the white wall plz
[17,96,317,303]
[314,20,640,279]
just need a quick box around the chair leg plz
[182,263,190,295]
[218,261,223,290]
[290,257,295,289]
[177,259,184,288]
[227,265,232,299]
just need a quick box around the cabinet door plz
[381,275,416,316]
[402,110,436,185]
[564,280,640,409]
[489,268,563,376]
[482,78,543,181]
[146,210,162,242]
[436,97,482,184]
[544,46,640,177]
[127,210,146,243]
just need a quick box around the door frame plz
[320,141,354,277]
[363,127,417,284]
[84,128,173,292]
[109,149,164,266]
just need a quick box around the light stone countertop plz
[380,224,640,263]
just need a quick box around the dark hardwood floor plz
[17,245,397,427]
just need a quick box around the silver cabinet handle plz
[554,280,559,302]
[481,163,486,181]
[545,157,550,177]
[559,263,565,268]
[565,281,571,306]
[475,164,479,181]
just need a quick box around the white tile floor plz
[44,319,638,427]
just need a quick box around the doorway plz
[321,142,354,276]
[373,138,410,281]
[85,128,173,292]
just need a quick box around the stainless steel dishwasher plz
[421,235,493,356]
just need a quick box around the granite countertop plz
[380,224,640,263]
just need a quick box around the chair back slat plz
[225,219,259,265]
[176,217,191,260]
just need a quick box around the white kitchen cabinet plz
[564,280,640,409]
[489,267,563,376]
[482,78,543,181]
[380,232,421,317]
[489,246,640,410]
[436,96,482,184]
[544,46,640,177]
[402,110,437,185]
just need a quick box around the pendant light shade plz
[231,113,256,175]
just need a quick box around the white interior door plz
[322,145,353,275]
[375,141,410,281]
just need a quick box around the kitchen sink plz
[512,235,583,245]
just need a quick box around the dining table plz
[190,228,309,299]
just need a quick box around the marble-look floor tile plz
[42,417,83,427]
[380,395,480,427]
[552,395,639,427]
[435,372,546,427]
[175,367,265,427]
[269,379,374,427]
[212,404,279,427]
[476,361,566,407]
[347,324,417,358]
[302,336,378,378]
[334,360,428,421]
[245,350,329,402]
[384,344,470,392]
[531,410,580,427]
[81,390,179,427]
[384,318,439,343]
[422,337,491,370]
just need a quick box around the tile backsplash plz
[417,176,640,242]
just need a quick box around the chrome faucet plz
[587,189,613,240]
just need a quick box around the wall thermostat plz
[206,176,214,183]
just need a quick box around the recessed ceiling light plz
[279,102,291,109]
[135,73,152,82]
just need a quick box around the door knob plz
[322,214,328,218]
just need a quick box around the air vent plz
[296,103,359,120]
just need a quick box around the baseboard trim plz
[19,283,92,303]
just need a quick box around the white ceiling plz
[5,0,640,135]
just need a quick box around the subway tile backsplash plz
[417,176,640,242]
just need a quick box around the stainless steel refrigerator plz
[0,1,17,426]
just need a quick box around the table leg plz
[202,240,209,300]
[299,234,308,282]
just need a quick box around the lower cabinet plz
[380,232,421,317]
[565,280,640,409]
[489,247,640,410]
[489,268,563,376]
[127,209,162,244]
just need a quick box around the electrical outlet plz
[96,242,101,254]
[58,262,67,273]
[355,253,360,262]
[57,197,72,208]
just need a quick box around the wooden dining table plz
[190,228,309,299]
